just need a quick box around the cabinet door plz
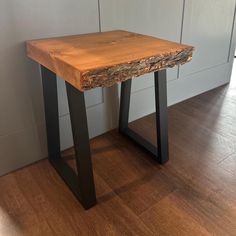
[180,0,236,77]
[100,0,184,120]
[101,0,183,85]
[0,0,106,175]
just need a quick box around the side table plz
[26,30,193,209]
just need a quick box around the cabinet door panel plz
[0,0,101,174]
[180,0,236,77]
[57,78,104,117]
[100,0,184,88]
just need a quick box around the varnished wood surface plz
[27,30,193,91]
[1,78,236,235]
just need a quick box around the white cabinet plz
[1,0,236,175]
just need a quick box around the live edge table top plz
[26,30,194,91]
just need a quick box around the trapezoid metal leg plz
[41,65,96,209]
[66,82,97,209]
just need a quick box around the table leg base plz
[49,158,96,209]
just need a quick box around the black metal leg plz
[155,70,169,164]
[41,66,96,209]
[119,70,169,164]
[119,79,132,133]
[41,66,61,159]
[66,82,96,209]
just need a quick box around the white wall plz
[1,0,236,175]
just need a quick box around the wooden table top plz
[27,30,194,91]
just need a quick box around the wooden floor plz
[1,72,236,235]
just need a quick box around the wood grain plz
[26,30,193,91]
[1,80,236,235]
